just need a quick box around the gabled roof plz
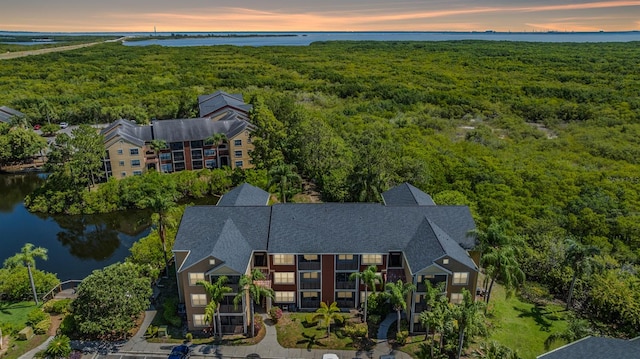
[198,91,252,118]
[0,106,25,123]
[382,183,436,206]
[217,183,270,206]
[150,117,249,143]
[101,119,152,147]
[537,336,640,359]
[173,206,271,273]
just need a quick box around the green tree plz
[349,265,382,324]
[310,301,344,338]
[248,96,286,169]
[544,314,592,350]
[564,238,600,310]
[234,269,274,337]
[475,341,522,359]
[139,194,178,277]
[198,276,232,338]
[452,289,486,359]
[148,139,167,172]
[268,163,301,203]
[0,127,47,166]
[3,243,48,304]
[68,125,106,189]
[385,279,416,333]
[72,262,152,339]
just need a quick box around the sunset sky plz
[2,0,639,33]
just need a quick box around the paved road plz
[0,37,128,60]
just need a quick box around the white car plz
[322,355,339,359]
[59,122,69,128]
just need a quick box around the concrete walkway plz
[118,313,412,359]
[17,336,54,359]
[376,313,398,340]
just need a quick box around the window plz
[452,272,469,285]
[274,272,295,284]
[303,255,319,261]
[173,151,185,161]
[170,142,183,151]
[191,294,207,306]
[159,152,172,161]
[234,150,242,158]
[205,159,217,169]
[161,163,173,172]
[192,160,203,169]
[189,273,205,286]
[338,255,353,260]
[133,171,142,176]
[273,254,294,265]
[190,140,203,148]
[119,160,125,167]
[235,160,243,168]
[362,254,382,265]
[121,172,126,178]
[191,149,203,160]
[442,258,449,265]
[117,149,123,155]
[130,148,139,155]
[193,314,206,327]
[450,293,463,304]
[302,272,319,279]
[336,291,353,299]
[234,139,242,146]
[175,162,186,171]
[275,291,295,303]
[131,159,140,167]
[204,149,216,157]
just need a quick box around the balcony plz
[336,299,355,308]
[386,269,406,283]
[301,299,320,309]
[219,304,242,313]
[299,280,321,290]
[336,281,356,289]
[298,262,321,270]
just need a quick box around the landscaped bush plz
[145,324,158,338]
[34,316,51,335]
[26,308,48,326]
[268,306,283,323]
[342,322,368,340]
[367,314,382,325]
[395,330,408,346]
[45,334,72,359]
[43,299,72,314]
[519,282,553,305]
[367,292,390,317]
[162,298,182,327]
[58,314,77,335]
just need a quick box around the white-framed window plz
[450,293,463,304]
[273,254,294,265]
[452,272,469,285]
[204,149,216,157]
[191,294,207,307]
[338,254,353,260]
[362,254,382,265]
[130,148,139,155]
[336,291,353,299]
[234,139,242,146]
[235,160,243,168]
[234,150,242,158]
[193,314,206,327]
[274,272,295,284]
[117,149,123,155]
[442,258,449,265]
[189,272,205,286]
[133,171,142,176]
[302,272,319,279]
[131,159,140,167]
[275,291,295,303]
[119,160,125,166]
[121,172,126,178]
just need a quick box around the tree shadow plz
[513,305,555,332]
[0,301,34,315]
[296,333,326,351]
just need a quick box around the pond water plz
[0,173,151,281]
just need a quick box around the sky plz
[1,0,639,33]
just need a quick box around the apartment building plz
[173,183,479,334]
[101,91,255,179]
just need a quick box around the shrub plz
[58,312,77,335]
[395,330,408,346]
[43,299,72,314]
[27,308,48,327]
[45,334,72,359]
[145,325,158,338]
[367,292,390,316]
[185,332,193,342]
[368,314,382,325]
[34,316,51,335]
[343,323,368,340]
[268,306,283,323]
[163,298,182,327]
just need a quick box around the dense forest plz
[1,40,639,340]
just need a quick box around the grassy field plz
[276,313,356,350]
[485,284,569,359]
[0,301,38,328]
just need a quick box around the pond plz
[0,172,151,281]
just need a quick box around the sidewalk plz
[118,313,412,359]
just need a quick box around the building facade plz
[173,183,479,334]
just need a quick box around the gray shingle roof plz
[174,206,271,273]
[0,106,25,123]
[217,183,270,206]
[198,91,252,118]
[150,118,248,143]
[101,119,152,146]
[537,336,640,359]
[382,183,436,206]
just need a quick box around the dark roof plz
[217,183,270,206]
[0,106,25,123]
[382,183,436,206]
[537,336,640,359]
[198,91,252,118]
[101,119,152,146]
[173,206,271,273]
[150,118,249,143]
[268,203,476,272]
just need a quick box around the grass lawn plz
[484,283,569,359]
[0,301,38,328]
[276,313,356,350]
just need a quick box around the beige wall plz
[105,138,145,179]
[228,130,254,170]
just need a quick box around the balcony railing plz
[336,299,355,308]
[336,261,359,271]
[219,304,242,313]
[298,262,321,270]
[300,281,321,290]
[336,281,356,289]
[301,300,320,309]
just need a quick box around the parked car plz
[322,354,339,359]
[59,122,69,128]
[168,345,190,359]
[33,124,41,130]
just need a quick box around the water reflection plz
[0,173,44,212]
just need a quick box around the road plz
[0,37,128,60]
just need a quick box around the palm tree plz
[148,139,167,172]
[206,133,227,168]
[198,276,232,337]
[418,281,445,341]
[453,289,486,359]
[233,269,274,337]
[385,279,416,333]
[310,301,344,338]
[564,238,600,310]
[268,163,301,203]
[3,243,48,304]
[544,313,591,350]
[140,195,177,277]
[203,300,217,336]
[349,265,381,324]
